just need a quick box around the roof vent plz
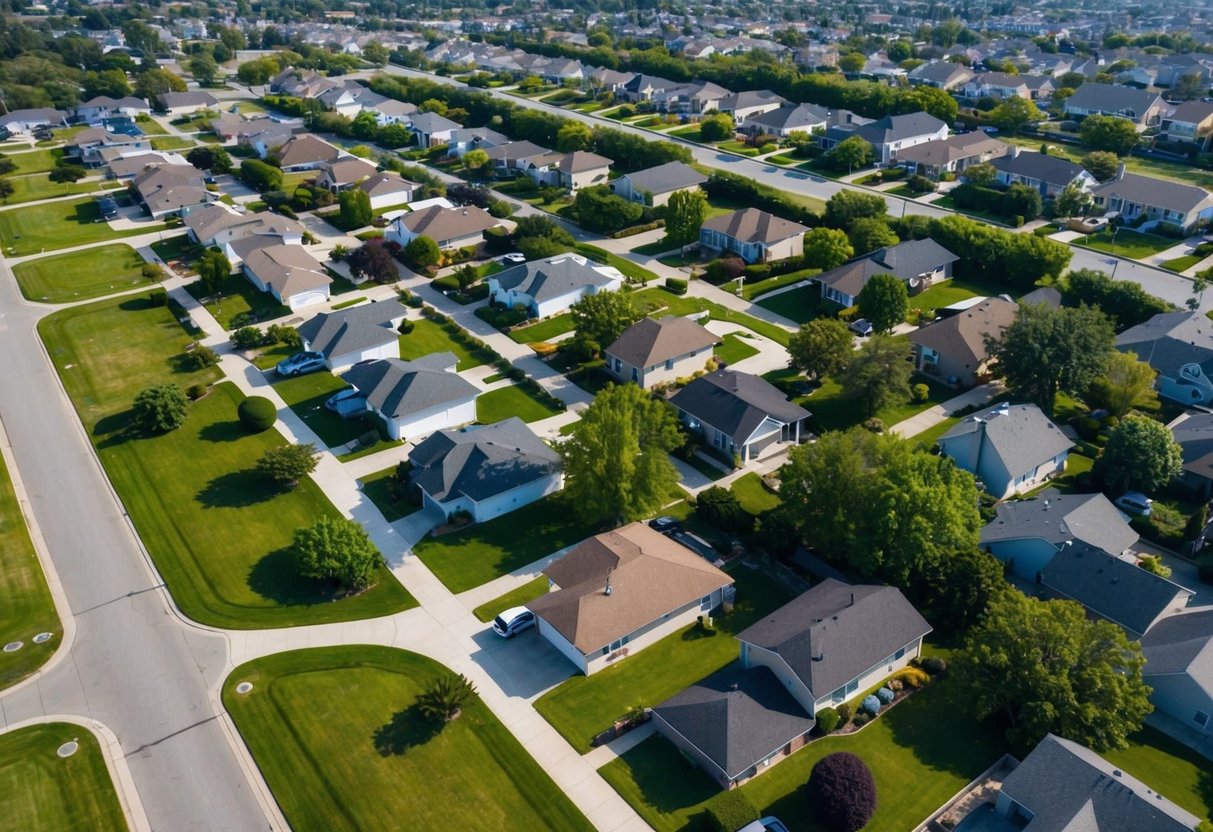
[729,682,739,692]
[1113,770,1122,777]
[1043,500,1050,510]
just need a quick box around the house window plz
[613,358,622,372]
[701,593,713,610]
[1196,711,1209,727]
[665,359,674,371]
[631,367,639,382]
[895,647,906,660]
[602,635,630,655]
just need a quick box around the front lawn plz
[399,318,487,371]
[184,273,290,330]
[807,373,953,433]
[4,174,119,205]
[535,566,797,753]
[223,646,594,832]
[1104,726,1213,822]
[358,467,420,523]
[630,287,792,346]
[1078,229,1178,260]
[38,297,414,628]
[509,314,576,344]
[472,576,550,622]
[908,277,1003,313]
[0,197,163,257]
[714,332,759,365]
[270,369,379,449]
[755,284,819,325]
[150,135,196,152]
[4,147,63,175]
[1163,253,1204,273]
[413,492,601,593]
[730,472,779,515]
[741,268,820,302]
[476,384,560,424]
[0,722,128,832]
[12,244,152,303]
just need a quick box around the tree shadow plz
[246,546,347,607]
[372,703,443,756]
[883,673,1008,778]
[168,353,198,375]
[118,295,160,312]
[196,469,276,508]
[197,419,247,443]
[93,410,135,440]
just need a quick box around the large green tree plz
[1085,351,1158,417]
[787,318,853,380]
[198,249,232,298]
[572,185,643,233]
[1080,150,1120,181]
[560,384,683,524]
[847,217,899,255]
[664,188,708,247]
[132,383,188,434]
[570,290,639,349]
[823,190,887,230]
[823,135,875,173]
[338,188,373,229]
[989,96,1043,134]
[842,334,913,416]
[1095,414,1183,494]
[1079,114,1139,155]
[556,119,593,152]
[857,273,909,332]
[292,516,380,590]
[802,227,854,270]
[698,112,735,142]
[953,591,1152,752]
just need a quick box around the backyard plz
[1104,727,1213,823]
[3,147,63,175]
[184,273,290,330]
[223,646,594,832]
[0,197,162,257]
[12,244,153,303]
[476,384,561,424]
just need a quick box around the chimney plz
[1117,162,1126,180]
[1009,144,1021,159]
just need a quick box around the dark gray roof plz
[1040,541,1191,637]
[1092,171,1213,215]
[605,316,719,369]
[483,140,550,163]
[296,300,406,360]
[827,111,947,146]
[408,111,461,133]
[340,355,477,419]
[745,103,833,132]
[158,91,219,109]
[490,254,619,303]
[448,126,509,146]
[0,107,67,127]
[408,417,559,503]
[910,61,973,85]
[669,369,810,445]
[940,403,1073,477]
[623,73,675,92]
[653,664,815,780]
[736,579,932,700]
[1066,82,1163,117]
[1020,286,1063,308]
[1170,412,1213,481]
[816,238,958,298]
[999,734,1200,832]
[1116,310,1213,379]
[991,151,1086,188]
[1141,609,1213,694]
[979,489,1139,556]
[718,89,788,111]
[617,162,706,195]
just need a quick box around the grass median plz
[13,244,152,303]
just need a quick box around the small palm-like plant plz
[416,673,477,723]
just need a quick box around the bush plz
[876,686,895,704]
[805,752,878,832]
[237,396,277,433]
[697,486,754,534]
[231,326,265,350]
[706,789,759,832]
[185,344,218,370]
[911,383,930,402]
[906,173,935,194]
[665,277,688,295]
[892,667,930,688]
[860,695,881,714]
[132,384,188,435]
[836,702,852,723]
[148,290,168,307]
[920,656,947,675]
[704,256,745,285]
[266,324,302,350]
[398,319,415,334]
[187,383,208,400]
[816,706,841,735]
[851,712,871,728]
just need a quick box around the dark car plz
[97,197,119,220]
[648,516,681,535]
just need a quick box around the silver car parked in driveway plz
[491,607,536,638]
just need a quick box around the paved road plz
[0,266,270,831]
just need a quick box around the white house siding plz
[282,288,330,311]
[469,473,564,523]
[605,347,714,389]
[984,538,1059,581]
[1003,452,1067,499]
[535,288,598,319]
[536,618,589,674]
[367,189,413,211]
[382,397,477,441]
[326,342,399,373]
[564,167,610,191]
[1144,673,1213,735]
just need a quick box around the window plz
[1196,711,1209,727]
[895,647,905,660]
[665,359,674,371]
[631,367,638,382]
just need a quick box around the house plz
[894,133,1008,179]
[184,203,303,249]
[408,417,562,523]
[372,98,419,126]
[296,299,407,371]
[979,489,1139,580]
[156,91,219,117]
[620,74,676,103]
[130,164,212,219]
[67,127,153,167]
[528,522,734,675]
[909,297,1017,386]
[487,253,624,319]
[655,80,732,115]
[315,157,378,192]
[604,316,720,388]
[446,126,509,157]
[654,579,931,790]
[407,111,461,148]
[908,61,975,90]
[963,72,1053,100]
[527,150,613,192]
[237,242,332,310]
[820,112,949,165]
[741,103,833,138]
[1063,82,1169,128]
[357,171,418,210]
[273,134,343,171]
[1162,100,1213,150]
[588,66,633,94]
[0,108,67,135]
[716,90,789,124]
[340,354,479,441]
[1116,310,1213,406]
[989,147,1096,197]
[610,162,707,207]
[993,734,1201,832]
[1091,169,1213,234]
[938,402,1073,499]
[699,208,808,264]
[483,140,553,174]
[106,151,188,180]
[384,204,501,251]
[73,96,150,124]
[670,369,810,464]
[1141,609,1213,737]
[1169,412,1213,499]
[816,238,959,308]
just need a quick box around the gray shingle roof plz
[940,403,1073,478]
[828,111,947,146]
[700,207,809,245]
[1065,81,1164,117]
[605,316,719,369]
[1141,608,1213,694]
[1116,310,1213,379]
[1092,171,1213,215]
[616,162,706,196]
[653,664,815,780]
[1170,412,1213,481]
[979,488,1139,556]
[999,734,1200,832]
[745,103,833,132]
[736,579,932,700]
[490,254,620,303]
[340,355,477,419]
[718,89,787,112]
[669,369,810,444]
[407,111,461,133]
[408,417,559,503]
[816,238,959,298]
[296,300,406,361]
[991,151,1086,188]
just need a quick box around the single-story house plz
[73,95,150,124]
[1142,609,1213,738]
[157,91,219,117]
[385,204,501,251]
[1091,169,1213,234]
[962,71,1054,100]
[446,126,510,157]
[1168,412,1213,499]
[989,147,1096,197]
[528,149,613,192]
[357,171,419,210]
[68,127,153,166]
[483,140,553,173]
[699,208,809,264]
[0,108,67,135]
[908,61,975,90]
[1116,310,1213,407]
[273,134,343,172]
[130,164,213,219]
[486,253,624,319]
[716,89,789,123]
[106,151,188,180]
[909,297,1017,386]
[741,103,833,138]
[820,111,949,165]
[1063,82,1170,128]
[670,369,810,464]
[619,74,677,103]
[604,316,720,388]
[340,353,479,441]
[610,162,707,207]
[895,132,1009,179]
[1162,100,1213,150]
[296,299,407,372]
[315,156,379,192]
[184,203,303,249]
[528,522,734,675]
[816,238,959,308]
[373,98,419,127]
[406,111,461,148]
[237,241,332,310]
[938,402,1073,499]
[654,80,732,115]
[408,417,562,523]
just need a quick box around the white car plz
[491,607,536,638]
[1115,491,1153,517]
[500,252,526,265]
[737,818,791,832]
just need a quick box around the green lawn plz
[1104,726,1213,822]
[601,646,1005,832]
[631,238,675,257]
[0,447,60,691]
[413,492,600,593]
[667,125,703,141]
[399,318,487,371]
[682,452,729,481]
[575,244,660,285]
[3,147,63,175]
[910,416,962,448]
[630,287,792,346]
[150,135,197,152]
[909,277,1008,314]
[1163,253,1204,273]
[0,197,163,257]
[358,467,420,523]
[535,566,796,753]
[807,373,954,433]
[509,314,576,344]
[714,332,760,365]
[0,722,128,832]
[1077,229,1178,260]
[741,268,820,302]
[717,140,760,157]
[269,370,378,449]
[184,273,290,330]
[476,385,560,424]
[223,646,594,832]
[472,576,550,622]
[38,297,414,628]
[4,174,119,205]
[12,244,152,303]
[730,472,779,515]
[755,284,819,325]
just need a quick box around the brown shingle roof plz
[908,297,1018,367]
[606,316,720,369]
[701,207,808,245]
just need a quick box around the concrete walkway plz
[888,382,1003,438]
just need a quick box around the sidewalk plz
[888,382,1002,438]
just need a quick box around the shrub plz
[266,324,302,350]
[892,667,930,689]
[836,702,853,723]
[911,383,930,402]
[237,396,277,432]
[697,486,754,534]
[398,319,415,334]
[920,656,947,675]
[851,712,871,728]
[185,344,218,370]
[231,326,265,350]
[906,173,935,193]
[187,383,208,400]
[706,789,759,832]
[704,256,745,285]
[148,290,168,307]
[255,443,318,486]
[888,678,903,692]
[860,695,881,715]
[876,686,895,704]
[132,384,188,434]
[816,707,842,735]
[665,277,688,295]
[806,752,878,832]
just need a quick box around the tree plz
[141,262,165,283]
[788,318,853,380]
[187,146,231,174]
[1078,152,1120,183]
[419,98,448,116]
[1061,268,1171,329]
[0,158,14,177]
[0,179,14,204]
[805,752,877,832]
[823,190,887,230]
[953,591,1152,751]
[256,444,318,486]
[838,52,867,73]
[802,227,853,270]
[187,52,218,86]
[920,548,1008,634]
[664,189,708,247]
[49,163,86,183]
[82,69,131,99]
[197,249,231,298]
[1001,182,1042,222]
[347,240,401,284]
[990,303,1115,417]
[572,185,643,233]
[1079,114,1139,155]
[134,68,186,101]
[362,41,389,66]
[132,384,188,434]
[561,384,684,525]
[1054,182,1092,218]
[989,96,1043,134]
[570,290,639,347]
[857,273,909,332]
[239,158,283,192]
[1095,414,1183,494]
[847,217,899,255]
[556,119,593,151]
[292,516,380,590]
[699,112,735,142]
[964,162,997,187]
[1086,351,1158,417]
[237,57,278,86]
[404,235,441,270]
[338,188,373,229]
[823,135,875,172]
[416,673,477,723]
[842,334,914,417]
[462,148,490,172]
[1173,73,1207,101]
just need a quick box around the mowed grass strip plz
[399,318,488,371]
[13,244,152,303]
[475,384,560,424]
[222,646,594,832]
[2,147,63,175]
[0,722,128,832]
[0,198,162,256]
[38,296,414,628]
[472,576,550,622]
[4,175,119,206]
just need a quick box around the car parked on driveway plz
[491,607,536,638]
[500,252,526,265]
[737,819,791,832]
[324,386,367,417]
[275,351,326,377]
[1115,491,1153,517]
[648,516,681,535]
[849,318,874,337]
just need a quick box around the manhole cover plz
[2,641,22,653]
[56,741,78,758]
[235,682,253,695]
[32,633,53,644]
